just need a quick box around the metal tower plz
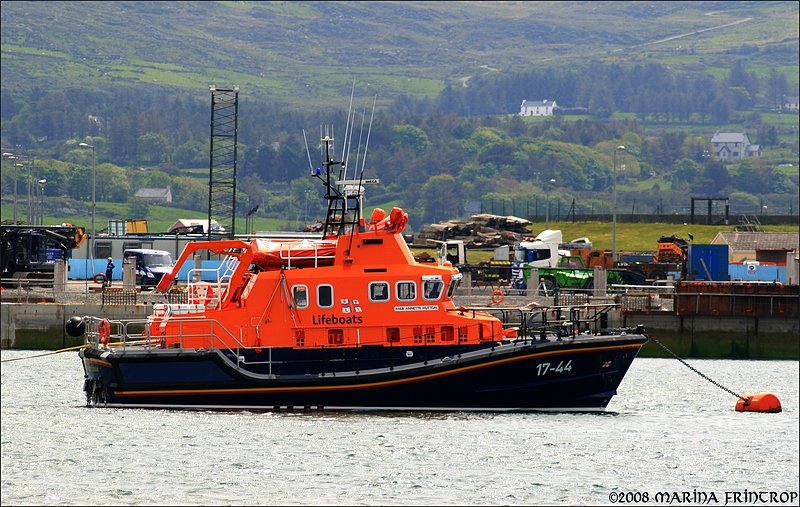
[207,86,239,240]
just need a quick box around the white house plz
[520,99,557,117]
[134,186,173,203]
[710,132,760,160]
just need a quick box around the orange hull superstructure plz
[149,214,504,351]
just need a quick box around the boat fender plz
[93,273,106,284]
[65,316,86,338]
[491,289,505,304]
[98,318,111,345]
[735,392,782,413]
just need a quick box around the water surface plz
[2,351,798,505]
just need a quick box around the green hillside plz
[2,1,797,105]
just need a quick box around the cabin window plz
[94,241,112,260]
[292,285,309,309]
[441,326,454,342]
[328,329,344,345]
[317,284,334,308]
[387,327,400,343]
[422,279,443,301]
[516,248,551,263]
[369,281,390,302]
[446,276,461,300]
[396,281,416,302]
[425,326,435,343]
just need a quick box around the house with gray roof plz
[711,231,798,263]
[520,99,557,117]
[134,186,172,203]
[710,132,760,160]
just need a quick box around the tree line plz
[1,60,797,230]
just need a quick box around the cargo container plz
[687,244,729,281]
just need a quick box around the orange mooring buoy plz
[735,392,782,413]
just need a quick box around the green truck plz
[510,231,646,294]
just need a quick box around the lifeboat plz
[74,133,648,412]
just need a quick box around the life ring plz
[190,282,215,306]
[491,288,505,304]
[98,318,111,345]
[93,273,106,284]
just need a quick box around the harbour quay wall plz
[1,302,151,350]
[621,312,799,360]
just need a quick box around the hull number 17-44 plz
[535,360,572,376]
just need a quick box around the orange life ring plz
[491,288,505,304]
[98,318,111,345]
[93,273,106,284]
[190,282,215,306]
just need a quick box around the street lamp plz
[12,161,23,223]
[37,179,46,226]
[79,142,96,270]
[612,145,626,263]
[545,178,556,228]
[2,153,19,222]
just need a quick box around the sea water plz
[1,351,798,506]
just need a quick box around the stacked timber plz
[412,214,532,248]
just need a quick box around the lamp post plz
[23,157,35,225]
[612,145,626,263]
[545,178,556,228]
[15,163,24,222]
[2,153,17,222]
[37,179,46,226]
[79,143,96,272]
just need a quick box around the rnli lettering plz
[312,314,364,325]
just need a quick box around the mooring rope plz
[1,343,91,363]
[648,334,744,400]
[1,340,127,363]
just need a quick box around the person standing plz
[105,257,115,288]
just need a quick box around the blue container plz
[687,244,729,281]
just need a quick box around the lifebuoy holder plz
[98,318,111,345]
[491,288,505,304]
[93,273,106,284]
[190,282,215,306]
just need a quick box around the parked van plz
[123,248,174,287]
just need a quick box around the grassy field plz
[410,220,799,263]
[3,202,796,263]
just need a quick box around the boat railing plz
[83,315,252,366]
[278,240,337,268]
[452,303,620,341]
[186,255,240,308]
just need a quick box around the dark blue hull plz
[79,334,646,412]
